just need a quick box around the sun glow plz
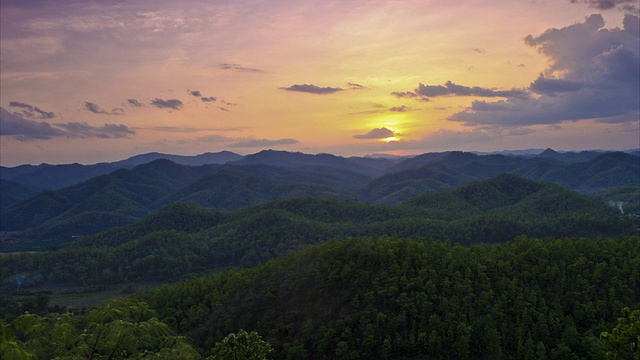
[384,136,398,142]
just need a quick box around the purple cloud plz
[150,98,184,110]
[353,127,396,139]
[282,84,343,94]
[0,107,135,141]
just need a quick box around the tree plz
[600,307,640,360]
[207,329,273,360]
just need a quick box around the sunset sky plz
[1,0,639,166]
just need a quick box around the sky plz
[1,0,639,166]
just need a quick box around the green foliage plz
[600,307,640,359]
[0,298,201,359]
[140,236,640,359]
[207,329,273,360]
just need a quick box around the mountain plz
[113,150,243,167]
[2,174,629,289]
[0,160,221,234]
[0,179,37,209]
[536,148,605,163]
[2,150,637,242]
[0,163,123,192]
[230,149,394,177]
[366,151,640,203]
[0,151,243,192]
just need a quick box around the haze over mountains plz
[1,148,638,242]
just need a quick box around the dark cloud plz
[415,81,530,99]
[150,98,184,110]
[55,122,135,138]
[390,105,408,112]
[391,91,429,102]
[348,83,366,89]
[8,101,55,119]
[228,138,299,147]
[127,99,144,107]
[188,90,202,97]
[218,106,229,112]
[353,127,396,139]
[221,100,237,106]
[447,14,639,127]
[0,107,135,141]
[197,134,236,142]
[219,63,263,73]
[1,108,66,140]
[472,48,486,54]
[201,96,217,102]
[282,84,343,94]
[84,102,123,115]
[570,0,637,10]
[529,73,583,95]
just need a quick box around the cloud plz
[390,105,408,112]
[197,134,237,142]
[150,98,184,110]
[127,99,144,107]
[414,81,530,99]
[529,73,583,95]
[472,48,486,54]
[0,107,135,141]
[1,108,66,140]
[570,0,637,11]
[84,101,124,115]
[282,84,343,94]
[391,91,430,102]
[228,138,299,147]
[353,127,396,139]
[348,83,366,89]
[218,106,229,112]
[188,90,202,97]
[201,96,217,102]
[219,63,263,73]
[54,122,135,138]
[446,14,639,127]
[8,101,55,119]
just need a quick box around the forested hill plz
[1,174,633,292]
[2,150,637,243]
[139,236,640,359]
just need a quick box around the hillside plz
[1,175,630,292]
[0,151,243,192]
[367,151,640,203]
[0,161,221,233]
[139,236,640,359]
[2,150,637,245]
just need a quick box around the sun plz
[384,136,398,142]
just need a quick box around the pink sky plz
[1,0,638,166]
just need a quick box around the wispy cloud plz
[127,99,144,107]
[8,101,55,119]
[150,98,184,110]
[353,127,396,139]
[282,84,343,94]
[84,101,124,115]
[390,105,408,112]
[228,138,299,147]
[219,63,263,73]
[1,107,135,141]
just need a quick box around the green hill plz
[139,235,640,359]
[1,175,630,292]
